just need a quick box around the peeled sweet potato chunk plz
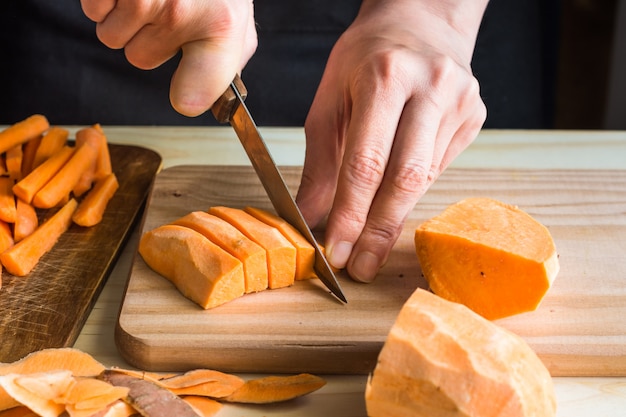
[365,288,556,417]
[139,224,245,309]
[414,197,559,320]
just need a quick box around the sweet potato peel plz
[0,348,325,416]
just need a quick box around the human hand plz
[80,0,257,117]
[296,0,488,282]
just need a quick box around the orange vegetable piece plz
[5,145,23,182]
[365,288,556,417]
[20,134,42,178]
[414,197,560,320]
[139,224,245,309]
[222,374,326,404]
[0,221,14,253]
[0,178,16,224]
[0,406,38,416]
[32,141,98,209]
[172,211,268,293]
[72,173,119,227]
[244,206,317,281]
[13,199,38,243]
[0,115,49,155]
[31,127,69,170]
[0,198,78,276]
[209,206,296,289]
[89,124,113,181]
[13,146,75,204]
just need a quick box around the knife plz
[211,75,347,303]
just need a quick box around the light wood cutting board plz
[117,165,626,376]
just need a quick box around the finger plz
[122,24,187,70]
[346,97,443,282]
[438,103,486,172]
[323,83,406,271]
[95,1,154,49]
[170,40,243,117]
[80,0,116,23]
[296,85,348,229]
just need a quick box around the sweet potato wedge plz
[209,206,296,289]
[244,206,316,281]
[139,224,245,309]
[172,211,268,293]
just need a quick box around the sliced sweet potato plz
[172,211,268,293]
[61,378,129,417]
[365,288,556,417]
[222,374,326,404]
[158,369,244,398]
[414,197,559,320]
[139,224,245,309]
[209,206,296,289]
[244,206,317,281]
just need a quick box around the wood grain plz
[117,165,626,376]
[0,144,161,362]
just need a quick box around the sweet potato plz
[209,206,296,289]
[414,197,559,320]
[0,198,78,276]
[244,206,317,280]
[0,178,16,224]
[31,127,69,170]
[72,173,119,227]
[139,224,245,309]
[32,140,98,209]
[20,134,42,178]
[0,115,49,155]
[5,145,23,182]
[13,146,75,204]
[182,396,222,417]
[365,288,556,417]
[172,211,268,293]
[13,199,38,243]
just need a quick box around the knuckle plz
[390,160,431,195]
[344,148,387,188]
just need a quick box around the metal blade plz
[219,80,346,303]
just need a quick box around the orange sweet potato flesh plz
[139,224,245,309]
[172,211,269,293]
[209,206,296,289]
[414,197,559,320]
[365,288,556,417]
[244,206,316,280]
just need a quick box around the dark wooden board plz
[0,144,161,362]
[118,165,626,376]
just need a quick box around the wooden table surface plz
[69,127,626,417]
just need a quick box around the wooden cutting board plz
[0,144,161,363]
[117,165,626,376]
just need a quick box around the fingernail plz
[351,251,379,283]
[327,241,352,269]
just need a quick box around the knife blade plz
[212,75,347,303]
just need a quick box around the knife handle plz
[211,74,248,123]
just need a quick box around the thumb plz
[169,40,242,118]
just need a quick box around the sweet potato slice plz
[158,369,244,398]
[209,206,296,289]
[139,224,245,309]
[61,378,129,417]
[172,211,268,293]
[414,197,559,320]
[244,206,317,281]
[222,374,326,404]
[365,288,556,417]
[0,177,17,224]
